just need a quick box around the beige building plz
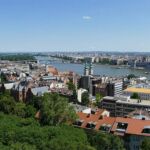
[124,87,150,100]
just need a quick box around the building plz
[107,80,123,96]
[94,83,108,96]
[124,87,150,100]
[93,79,123,97]
[73,109,150,150]
[101,95,150,117]
[11,81,31,102]
[77,88,88,103]
[127,109,150,120]
[31,86,49,96]
[78,75,92,92]
[84,57,93,76]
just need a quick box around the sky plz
[0,0,150,52]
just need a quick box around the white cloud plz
[82,16,92,20]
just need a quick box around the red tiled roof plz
[76,111,150,137]
[77,110,116,130]
[111,117,150,136]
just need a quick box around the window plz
[142,126,150,134]
[86,122,96,129]
[116,122,128,132]
[73,119,84,127]
[99,124,111,132]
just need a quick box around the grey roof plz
[31,86,49,96]
[70,103,89,112]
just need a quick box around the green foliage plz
[127,74,136,80]
[131,92,140,99]
[13,103,36,118]
[87,131,125,150]
[72,89,77,101]
[82,92,89,106]
[26,95,42,110]
[10,142,36,150]
[24,105,36,118]
[0,92,16,114]
[0,84,6,93]
[0,92,36,118]
[98,58,111,65]
[40,93,77,126]
[67,81,76,91]
[67,81,77,101]
[0,74,7,83]
[0,113,92,150]
[0,87,126,150]
[141,138,150,150]
[95,93,103,105]
[0,54,35,61]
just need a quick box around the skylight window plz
[116,122,128,132]
[73,119,84,126]
[86,122,96,129]
[99,124,112,132]
[142,126,150,134]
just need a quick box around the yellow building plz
[124,87,150,100]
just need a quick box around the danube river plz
[36,56,150,79]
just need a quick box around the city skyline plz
[0,0,150,52]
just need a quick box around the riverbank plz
[35,56,150,80]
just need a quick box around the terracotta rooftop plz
[75,110,150,137]
[111,117,150,136]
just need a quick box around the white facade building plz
[77,88,88,103]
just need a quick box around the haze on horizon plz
[0,0,150,52]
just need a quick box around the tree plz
[87,131,125,150]
[40,93,77,126]
[67,81,76,91]
[72,89,77,101]
[10,143,36,150]
[24,105,36,118]
[0,113,94,150]
[0,73,6,83]
[13,103,26,117]
[141,138,150,150]
[95,93,103,106]
[131,93,139,99]
[0,83,6,94]
[82,92,89,106]
[127,74,136,80]
[0,93,16,114]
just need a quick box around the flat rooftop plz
[124,87,150,94]
[117,99,150,106]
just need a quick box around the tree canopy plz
[40,93,77,126]
[131,92,140,99]
[87,131,125,150]
[0,54,35,61]
[95,93,103,106]
[141,138,150,150]
[0,89,126,150]
[0,113,93,150]
[81,92,89,106]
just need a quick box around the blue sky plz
[0,0,150,52]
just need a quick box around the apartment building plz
[107,80,123,96]
[100,95,150,117]
[73,109,150,150]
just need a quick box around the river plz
[35,56,150,79]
